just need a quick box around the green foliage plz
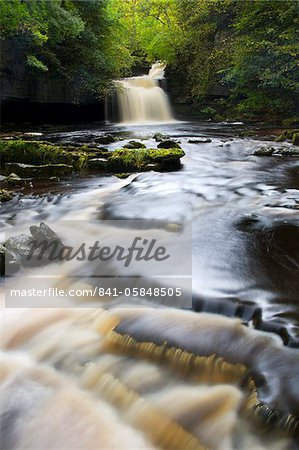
[26,55,48,72]
[0,0,131,98]
[0,0,298,119]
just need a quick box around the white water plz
[115,62,175,125]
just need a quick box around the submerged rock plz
[254,145,299,157]
[188,138,212,144]
[157,140,182,149]
[123,141,146,149]
[5,163,73,178]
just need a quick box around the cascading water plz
[110,62,175,124]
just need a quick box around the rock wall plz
[1,39,105,125]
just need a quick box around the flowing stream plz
[1,120,299,449]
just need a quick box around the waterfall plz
[111,62,175,125]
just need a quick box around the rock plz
[29,222,62,244]
[153,133,170,142]
[5,172,23,186]
[157,140,182,149]
[88,158,108,170]
[5,234,36,265]
[276,146,299,156]
[0,188,14,202]
[274,129,299,143]
[123,141,146,149]
[5,163,73,178]
[107,148,185,172]
[5,223,65,268]
[188,138,212,143]
[0,140,90,170]
[145,163,159,171]
[115,173,130,179]
[0,244,20,276]
[94,134,117,144]
[254,146,275,156]
[254,145,299,157]
[292,133,299,146]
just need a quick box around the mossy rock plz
[115,173,130,179]
[0,140,89,170]
[0,140,185,175]
[254,146,299,157]
[282,118,299,127]
[107,148,184,172]
[157,140,182,149]
[0,189,14,203]
[274,129,299,142]
[94,134,117,144]
[5,163,73,178]
[88,158,108,170]
[5,172,23,186]
[153,133,170,142]
[123,141,146,149]
[254,146,275,156]
[292,133,299,146]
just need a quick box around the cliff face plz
[1,39,105,125]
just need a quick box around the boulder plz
[5,223,65,268]
[107,148,185,172]
[123,141,146,149]
[157,140,182,149]
[153,133,170,142]
[5,163,73,178]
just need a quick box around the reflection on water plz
[1,121,299,448]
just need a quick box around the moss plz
[0,140,89,170]
[0,140,185,175]
[123,141,146,149]
[292,133,299,146]
[5,172,23,186]
[0,189,14,202]
[274,129,299,142]
[157,140,182,149]
[88,158,108,170]
[282,118,299,127]
[107,148,184,172]
[5,163,73,178]
[115,173,130,179]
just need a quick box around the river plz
[1,120,299,449]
